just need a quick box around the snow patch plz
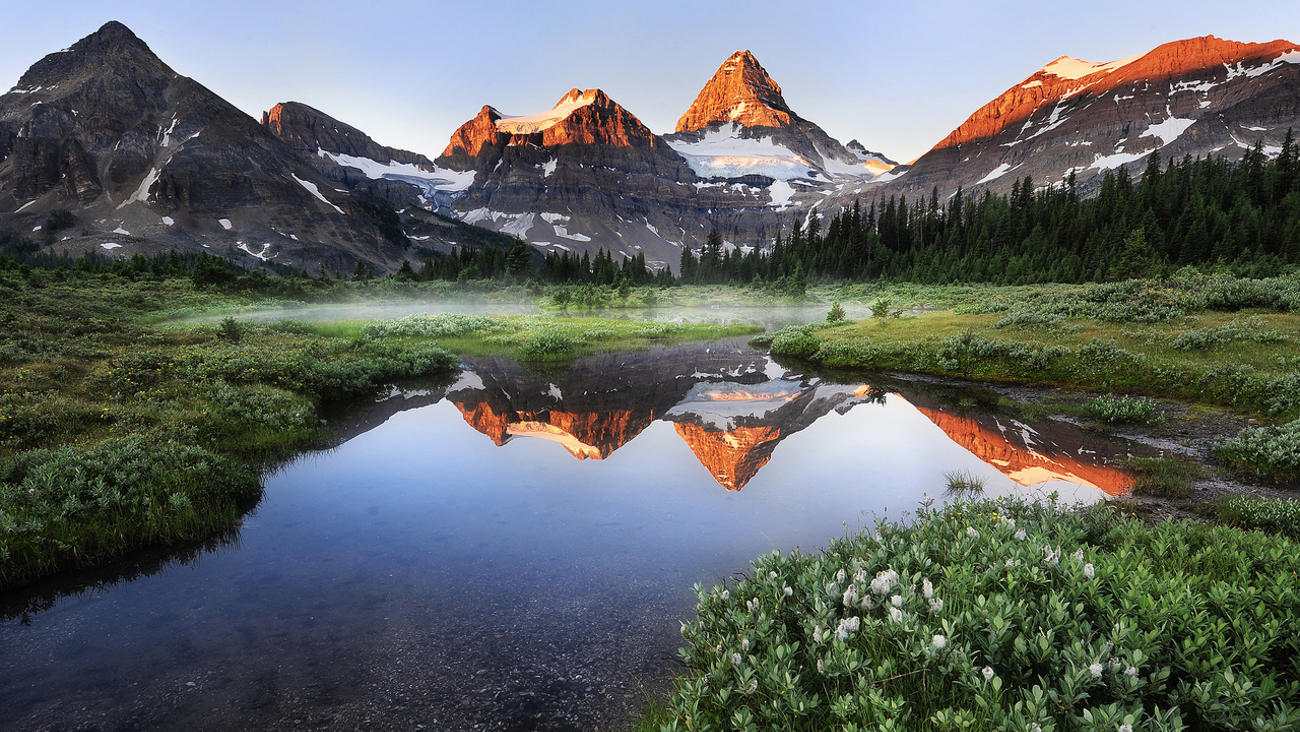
[553,225,591,242]
[292,173,346,215]
[238,242,273,261]
[317,150,475,193]
[118,167,160,209]
[100,242,122,250]
[218,218,232,230]
[976,163,1018,185]
[112,226,131,236]
[1141,115,1195,146]
[667,123,817,180]
[161,216,174,226]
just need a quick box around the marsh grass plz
[1083,395,1164,426]
[943,470,986,497]
[771,275,1300,421]
[1214,496,1300,537]
[1124,457,1201,498]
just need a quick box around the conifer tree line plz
[677,133,1300,284]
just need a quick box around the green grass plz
[1125,457,1201,498]
[651,498,1300,731]
[0,274,757,589]
[769,274,1300,423]
[1083,395,1164,426]
[943,470,986,498]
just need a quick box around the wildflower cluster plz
[662,499,1300,731]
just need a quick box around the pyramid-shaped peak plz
[676,50,793,132]
[75,20,151,52]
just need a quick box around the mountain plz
[435,53,895,270]
[435,87,789,270]
[666,50,895,186]
[839,35,1300,203]
[0,22,503,273]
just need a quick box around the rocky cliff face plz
[262,101,433,167]
[834,35,1300,206]
[0,22,504,273]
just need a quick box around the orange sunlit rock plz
[912,407,1133,496]
[672,422,784,491]
[451,399,653,460]
[676,50,793,132]
[932,36,1299,151]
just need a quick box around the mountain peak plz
[675,50,793,132]
[74,20,151,53]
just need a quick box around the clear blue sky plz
[3,0,1297,162]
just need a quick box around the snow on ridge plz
[291,173,345,215]
[495,90,599,134]
[218,218,233,230]
[667,123,816,181]
[1041,54,1141,81]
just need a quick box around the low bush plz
[661,500,1300,731]
[1083,395,1163,426]
[1215,420,1300,482]
[1214,496,1300,537]
[359,313,504,339]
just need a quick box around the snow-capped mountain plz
[839,35,1300,203]
[666,50,896,187]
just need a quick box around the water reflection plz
[440,343,1135,496]
[0,340,1150,730]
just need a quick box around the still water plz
[0,340,1150,730]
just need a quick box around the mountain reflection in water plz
[421,341,1135,496]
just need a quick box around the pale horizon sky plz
[2,0,1297,163]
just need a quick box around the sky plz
[2,0,1298,163]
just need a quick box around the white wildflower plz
[1014,528,1027,541]
[966,526,980,539]
[1083,563,1095,579]
[931,634,946,650]
[890,594,903,608]
[784,586,793,597]
[1125,665,1137,677]
[842,586,859,608]
[1119,725,1132,732]
[835,568,847,584]
[1043,545,1061,566]
[721,590,729,601]
[1031,725,1042,732]
[746,679,757,694]
[929,597,944,614]
[889,607,903,623]
[870,569,899,596]
[813,624,823,643]
[1005,558,1017,568]
[1072,548,1085,563]
[922,578,934,599]
[817,658,825,674]
[835,616,861,640]
[731,652,742,666]
[981,666,994,682]
[769,570,778,579]
[741,638,749,652]
[1089,662,1103,678]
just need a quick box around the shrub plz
[519,329,579,359]
[359,313,503,339]
[1215,496,1300,537]
[1170,317,1286,351]
[770,327,822,360]
[826,301,846,323]
[1083,394,1163,425]
[663,500,1300,731]
[216,316,243,343]
[1215,419,1300,481]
